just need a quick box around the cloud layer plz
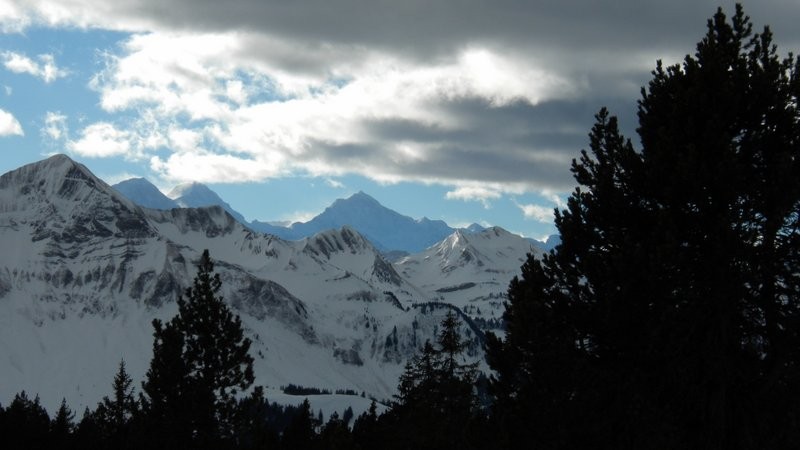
[4,0,800,206]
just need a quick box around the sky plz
[1,1,799,240]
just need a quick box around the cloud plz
[0,108,23,136]
[8,2,800,61]
[0,1,30,32]
[149,152,282,183]
[83,30,584,192]
[325,178,345,189]
[41,111,68,141]
[516,201,556,224]
[2,51,67,83]
[6,0,800,196]
[445,185,503,208]
[279,210,318,225]
[67,122,131,157]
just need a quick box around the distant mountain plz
[542,234,561,251]
[463,223,487,234]
[251,191,455,253]
[115,179,545,257]
[396,226,544,331]
[168,182,248,224]
[0,154,489,413]
[112,178,178,210]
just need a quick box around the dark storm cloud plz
[79,1,800,61]
[12,0,800,195]
[307,96,642,191]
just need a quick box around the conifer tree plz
[141,314,192,449]
[389,311,479,449]
[281,398,317,450]
[50,398,75,447]
[98,360,138,428]
[95,359,139,448]
[4,392,50,450]
[487,5,800,449]
[142,249,254,448]
[351,400,380,450]
[73,407,102,449]
[230,386,280,450]
[320,411,353,450]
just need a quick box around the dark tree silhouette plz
[3,392,50,450]
[95,359,139,448]
[388,311,480,450]
[50,398,75,448]
[281,398,318,450]
[142,249,254,449]
[487,5,800,450]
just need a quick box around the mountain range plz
[1,154,544,414]
[112,177,557,254]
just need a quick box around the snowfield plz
[0,155,538,414]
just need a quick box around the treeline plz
[0,385,339,450]
[279,384,361,397]
[0,250,487,449]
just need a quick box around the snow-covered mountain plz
[112,178,178,210]
[0,155,486,414]
[251,191,455,253]
[542,234,561,251]
[169,182,248,224]
[396,227,544,332]
[114,178,536,257]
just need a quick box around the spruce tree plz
[5,392,50,450]
[72,407,100,449]
[351,400,380,450]
[98,360,138,427]
[320,411,353,450]
[142,249,254,448]
[95,360,139,448]
[141,315,192,449]
[230,386,280,450]
[281,398,317,450]
[389,311,479,450]
[49,398,75,448]
[487,5,800,449]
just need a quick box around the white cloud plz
[0,1,30,32]
[325,178,345,189]
[516,202,555,224]
[67,122,131,157]
[445,185,502,208]
[2,51,67,83]
[84,30,579,193]
[42,111,68,141]
[167,127,204,153]
[149,152,282,183]
[0,108,23,136]
[279,210,318,225]
[3,85,11,95]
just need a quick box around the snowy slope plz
[395,227,543,331]
[112,178,178,210]
[0,155,485,415]
[169,182,248,224]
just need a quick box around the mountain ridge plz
[113,178,559,253]
[112,178,178,210]
[3,154,516,413]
